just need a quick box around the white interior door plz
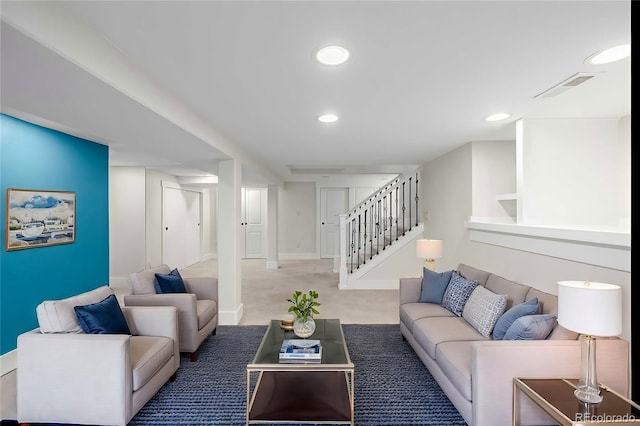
[241,187,267,258]
[320,188,348,258]
[162,186,201,269]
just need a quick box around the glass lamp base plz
[574,386,603,404]
[575,335,602,404]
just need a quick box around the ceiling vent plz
[534,72,598,98]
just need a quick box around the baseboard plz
[266,260,279,270]
[339,279,399,290]
[278,252,318,260]
[202,252,217,260]
[0,350,17,376]
[219,303,244,325]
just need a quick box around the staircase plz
[338,169,423,289]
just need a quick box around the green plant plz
[286,290,320,321]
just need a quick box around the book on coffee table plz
[279,339,322,363]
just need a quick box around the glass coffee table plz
[246,319,354,425]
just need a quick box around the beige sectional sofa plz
[399,264,630,426]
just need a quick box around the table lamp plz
[416,239,442,272]
[557,280,622,404]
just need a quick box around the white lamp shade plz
[557,280,622,336]
[416,239,442,260]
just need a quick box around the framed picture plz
[6,188,76,251]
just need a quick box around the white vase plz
[293,317,316,338]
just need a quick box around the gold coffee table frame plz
[246,319,355,425]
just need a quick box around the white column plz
[266,185,279,270]
[217,159,243,324]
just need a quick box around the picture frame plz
[6,188,76,251]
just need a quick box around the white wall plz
[519,118,628,231]
[422,143,632,342]
[618,115,631,230]
[109,167,146,289]
[278,182,317,257]
[471,141,516,222]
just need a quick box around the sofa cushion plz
[436,341,473,402]
[442,272,478,316]
[503,314,556,340]
[154,268,187,294]
[74,294,131,335]
[400,303,455,333]
[485,274,529,310]
[462,286,507,338]
[547,324,579,340]
[196,299,217,330]
[130,336,175,392]
[130,265,171,295]
[492,298,539,340]
[413,317,488,359]
[36,286,114,333]
[457,264,490,286]
[419,268,453,304]
[525,288,558,316]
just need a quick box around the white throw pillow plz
[462,286,507,338]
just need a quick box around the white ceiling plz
[0,1,631,185]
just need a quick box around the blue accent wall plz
[0,114,109,354]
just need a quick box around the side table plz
[513,378,640,425]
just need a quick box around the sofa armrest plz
[122,305,179,339]
[17,331,132,425]
[399,277,422,305]
[122,305,180,368]
[183,277,218,301]
[124,294,197,327]
[471,339,630,426]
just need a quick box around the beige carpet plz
[181,258,399,325]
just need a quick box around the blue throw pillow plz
[74,294,131,335]
[493,298,540,340]
[441,271,478,316]
[154,268,187,294]
[419,268,453,304]
[502,314,556,340]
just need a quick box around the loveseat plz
[399,264,630,426]
[17,285,180,426]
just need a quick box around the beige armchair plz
[124,264,218,361]
[17,286,179,426]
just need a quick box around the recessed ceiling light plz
[485,113,510,122]
[318,114,339,123]
[316,45,350,65]
[585,44,630,65]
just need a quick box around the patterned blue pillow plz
[441,271,478,316]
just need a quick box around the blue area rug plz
[130,324,467,425]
